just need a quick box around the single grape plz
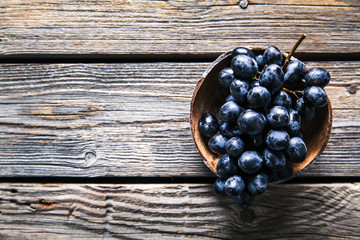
[217,154,239,179]
[238,151,263,174]
[285,137,307,163]
[266,106,290,129]
[247,172,268,195]
[259,64,285,94]
[272,160,294,181]
[226,137,245,158]
[285,109,302,136]
[263,46,283,66]
[295,98,315,120]
[262,147,286,170]
[198,113,219,137]
[305,68,330,88]
[230,79,250,104]
[246,132,265,148]
[284,60,305,89]
[255,54,265,71]
[265,130,290,151]
[303,86,328,108]
[224,175,246,196]
[231,54,258,80]
[219,122,244,138]
[251,80,260,88]
[219,101,245,123]
[231,47,255,58]
[213,178,227,196]
[247,86,271,109]
[208,133,228,154]
[272,90,292,109]
[294,130,304,139]
[226,94,237,102]
[218,67,235,88]
[237,109,267,135]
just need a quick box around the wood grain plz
[0,61,359,177]
[1,0,359,56]
[0,183,359,239]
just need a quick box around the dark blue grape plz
[198,113,219,137]
[217,154,239,179]
[251,80,260,88]
[262,147,286,170]
[230,79,250,104]
[285,109,301,136]
[272,160,294,181]
[259,64,285,94]
[226,94,237,102]
[231,47,255,58]
[266,106,290,128]
[219,122,244,138]
[255,54,265,71]
[247,173,268,195]
[231,55,258,80]
[208,133,228,154]
[305,68,330,88]
[224,175,245,196]
[284,60,305,89]
[285,137,307,163]
[247,86,271,109]
[238,151,263,174]
[219,101,245,123]
[233,190,254,209]
[218,67,235,88]
[294,130,304,139]
[303,86,328,108]
[265,130,290,151]
[237,109,267,135]
[272,90,292,109]
[263,46,283,66]
[213,178,227,196]
[226,137,245,158]
[295,98,315,120]
[247,132,265,148]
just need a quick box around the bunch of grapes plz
[198,44,330,209]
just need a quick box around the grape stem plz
[282,87,302,101]
[283,34,307,71]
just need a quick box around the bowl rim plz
[190,46,333,183]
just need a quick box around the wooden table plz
[1,1,359,239]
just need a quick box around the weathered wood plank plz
[0,183,359,239]
[0,62,359,177]
[1,0,359,56]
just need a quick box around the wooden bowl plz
[190,47,332,183]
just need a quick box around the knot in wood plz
[347,85,357,94]
[85,152,97,167]
[239,0,249,9]
[240,208,255,223]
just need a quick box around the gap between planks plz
[0,52,360,64]
[0,176,360,185]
